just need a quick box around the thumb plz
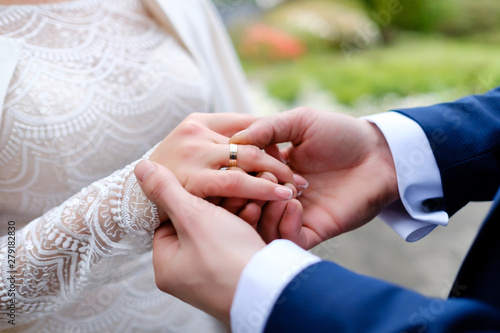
[230,108,310,148]
[134,160,205,234]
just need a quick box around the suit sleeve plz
[265,89,500,332]
[395,87,500,216]
[265,260,500,333]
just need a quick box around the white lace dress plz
[0,0,225,331]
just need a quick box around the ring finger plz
[214,144,296,186]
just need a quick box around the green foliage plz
[236,0,500,105]
[263,0,377,50]
[433,0,500,36]
[266,74,303,103]
[359,0,438,33]
[358,0,500,37]
[242,35,500,105]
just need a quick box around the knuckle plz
[200,183,218,197]
[271,112,289,132]
[257,126,274,144]
[178,119,205,136]
[180,141,201,161]
[225,172,243,192]
[245,145,262,160]
[148,178,171,205]
[189,173,220,197]
[246,118,274,146]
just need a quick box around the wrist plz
[231,240,321,333]
[366,121,399,206]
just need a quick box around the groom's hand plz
[134,160,268,325]
[231,108,399,249]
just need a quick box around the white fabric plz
[229,113,450,331]
[231,240,320,333]
[363,112,449,241]
[0,37,22,117]
[143,0,253,115]
[0,0,251,331]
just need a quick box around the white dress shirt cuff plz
[363,112,449,242]
[231,239,320,333]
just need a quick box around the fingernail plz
[231,129,247,140]
[297,190,302,197]
[275,186,293,200]
[135,160,156,182]
[293,174,309,188]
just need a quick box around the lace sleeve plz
[0,149,160,328]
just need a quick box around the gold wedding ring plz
[229,143,238,168]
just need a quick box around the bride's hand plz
[143,113,300,221]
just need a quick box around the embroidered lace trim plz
[0,0,222,331]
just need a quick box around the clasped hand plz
[146,112,305,224]
[135,108,399,324]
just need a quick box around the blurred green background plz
[215,0,500,116]
[214,0,499,298]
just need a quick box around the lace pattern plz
[0,0,223,331]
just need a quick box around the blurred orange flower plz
[239,23,306,61]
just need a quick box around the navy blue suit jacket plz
[265,88,500,332]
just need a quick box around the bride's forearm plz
[0,150,161,328]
